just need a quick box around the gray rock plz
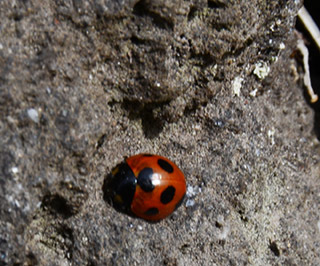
[1,0,319,265]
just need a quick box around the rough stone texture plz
[1,0,319,265]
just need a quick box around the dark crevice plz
[56,225,74,260]
[269,240,280,257]
[215,221,223,228]
[189,52,216,68]
[122,99,171,139]
[187,6,198,21]
[221,38,253,61]
[130,35,147,46]
[208,0,227,9]
[238,209,248,222]
[183,98,208,117]
[133,0,174,31]
[42,194,74,219]
[96,134,107,150]
[26,252,38,266]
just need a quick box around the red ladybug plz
[105,154,186,222]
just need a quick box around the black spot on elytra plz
[158,159,174,173]
[144,207,159,216]
[137,167,155,192]
[160,186,176,204]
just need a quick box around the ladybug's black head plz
[102,162,136,213]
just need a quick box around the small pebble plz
[27,108,39,123]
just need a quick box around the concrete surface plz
[0,0,319,265]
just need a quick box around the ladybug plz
[104,154,186,222]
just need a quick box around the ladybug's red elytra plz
[105,154,186,222]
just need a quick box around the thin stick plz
[298,6,320,51]
[297,38,318,103]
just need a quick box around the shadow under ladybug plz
[102,154,187,222]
